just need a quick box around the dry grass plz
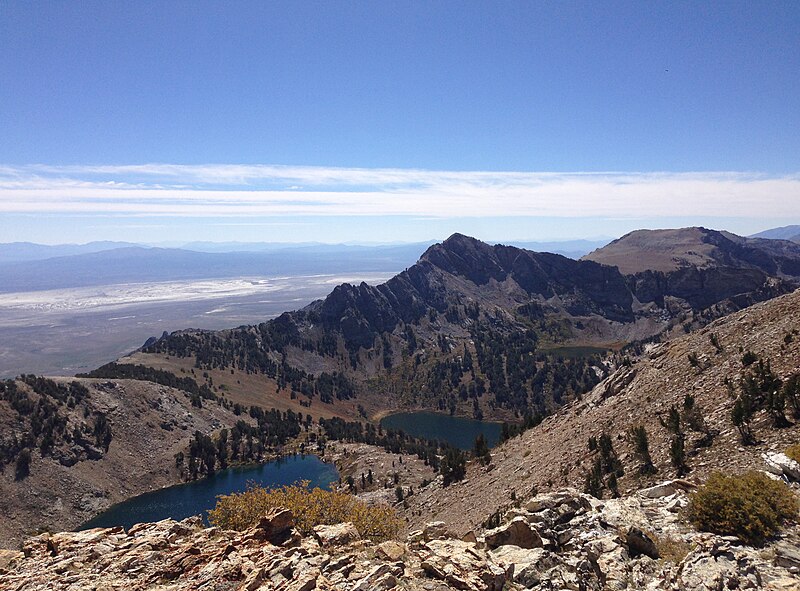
[651,533,694,564]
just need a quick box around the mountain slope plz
[0,377,241,548]
[583,226,800,276]
[582,227,800,310]
[406,288,800,535]
[132,231,800,421]
[0,241,138,264]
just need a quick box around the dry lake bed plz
[0,272,394,377]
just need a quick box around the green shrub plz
[208,481,403,542]
[786,444,800,464]
[687,471,798,545]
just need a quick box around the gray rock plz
[763,452,800,481]
[774,543,800,570]
[639,482,678,498]
[421,521,449,541]
[485,516,543,549]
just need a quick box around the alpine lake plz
[379,410,503,450]
[80,454,338,531]
[80,411,501,531]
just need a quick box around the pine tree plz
[670,433,689,476]
[440,447,466,485]
[783,374,800,419]
[731,391,755,445]
[15,448,31,480]
[473,433,491,466]
[629,425,657,475]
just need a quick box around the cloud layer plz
[1,164,798,219]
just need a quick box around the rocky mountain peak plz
[421,233,506,285]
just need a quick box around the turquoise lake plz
[380,411,503,450]
[79,454,338,530]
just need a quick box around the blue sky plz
[1,2,798,244]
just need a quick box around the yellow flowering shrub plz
[208,481,403,542]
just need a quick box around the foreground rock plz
[2,486,798,590]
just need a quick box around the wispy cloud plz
[0,164,798,219]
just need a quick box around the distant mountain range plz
[750,224,800,242]
[0,239,610,293]
[0,241,139,263]
[0,244,430,293]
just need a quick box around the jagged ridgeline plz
[136,231,800,420]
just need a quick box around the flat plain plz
[0,272,395,377]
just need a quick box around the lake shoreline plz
[77,454,340,531]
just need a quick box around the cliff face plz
[314,233,636,351]
[317,260,447,350]
[424,234,634,321]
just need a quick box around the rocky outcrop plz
[3,486,798,591]
[480,486,799,590]
[423,234,635,322]
[763,452,800,482]
[313,522,360,547]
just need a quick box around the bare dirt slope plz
[120,351,363,421]
[584,227,724,273]
[583,226,800,276]
[407,288,800,535]
[0,378,242,548]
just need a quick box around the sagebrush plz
[786,443,800,464]
[687,471,798,545]
[208,481,403,541]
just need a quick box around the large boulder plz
[241,507,295,545]
[490,545,563,587]
[422,520,449,541]
[420,539,506,591]
[484,516,543,549]
[313,522,361,547]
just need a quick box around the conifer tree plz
[629,425,657,475]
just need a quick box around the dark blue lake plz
[79,454,338,530]
[380,411,503,450]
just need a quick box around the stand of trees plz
[0,377,105,479]
[181,407,305,480]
